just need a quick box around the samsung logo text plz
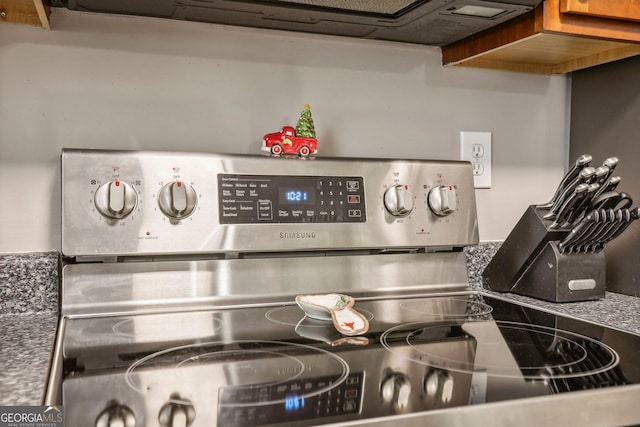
[279,232,316,239]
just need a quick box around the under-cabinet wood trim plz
[444,32,640,74]
[441,6,544,66]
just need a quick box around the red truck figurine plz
[261,104,318,158]
[261,126,318,158]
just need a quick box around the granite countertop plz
[1,246,640,407]
[0,253,59,406]
[0,312,58,405]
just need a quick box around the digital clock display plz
[279,187,315,204]
[284,394,305,412]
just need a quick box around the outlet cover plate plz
[460,131,492,188]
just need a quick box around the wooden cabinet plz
[442,0,640,74]
[0,0,50,29]
[560,0,640,22]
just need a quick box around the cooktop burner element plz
[381,320,620,380]
[48,150,640,426]
[125,338,353,424]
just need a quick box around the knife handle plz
[561,183,600,227]
[593,210,632,252]
[548,184,589,229]
[538,154,592,209]
[563,209,608,253]
[597,208,639,250]
[592,175,621,201]
[585,210,620,252]
[545,167,596,218]
[559,211,596,253]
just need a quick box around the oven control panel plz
[218,174,366,224]
[61,149,479,257]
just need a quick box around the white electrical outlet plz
[460,131,492,188]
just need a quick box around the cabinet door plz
[560,0,640,22]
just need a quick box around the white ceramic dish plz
[295,293,369,336]
[296,293,352,320]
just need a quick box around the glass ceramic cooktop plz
[59,294,640,426]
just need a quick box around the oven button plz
[94,180,138,219]
[380,372,411,409]
[158,181,198,220]
[384,184,414,217]
[158,395,196,427]
[428,185,457,217]
[95,403,136,427]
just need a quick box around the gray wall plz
[570,55,640,296]
[0,9,570,253]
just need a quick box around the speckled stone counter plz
[0,253,59,405]
[0,312,58,405]
[0,253,59,314]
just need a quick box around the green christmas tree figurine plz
[295,104,316,139]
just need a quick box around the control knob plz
[424,369,454,404]
[158,181,198,220]
[428,185,457,216]
[159,395,196,427]
[380,372,412,409]
[94,180,138,219]
[384,184,414,217]
[95,403,136,427]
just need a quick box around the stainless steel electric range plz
[46,149,640,426]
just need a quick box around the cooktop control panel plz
[61,149,478,257]
[218,372,364,426]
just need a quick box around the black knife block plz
[482,205,568,292]
[482,205,606,302]
[510,241,605,302]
